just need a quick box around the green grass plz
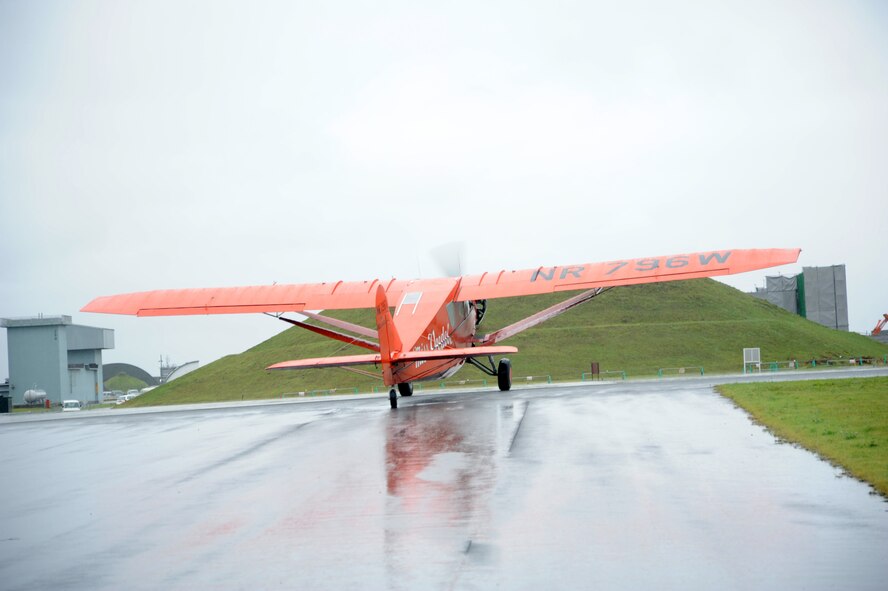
[718,377,888,497]
[128,279,888,407]
[12,406,53,413]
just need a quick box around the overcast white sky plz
[2,0,886,379]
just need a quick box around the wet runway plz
[2,374,887,590]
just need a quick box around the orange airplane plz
[82,248,800,408]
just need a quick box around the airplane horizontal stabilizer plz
[268,354,382,370]
[397,345,517,362]
[266,345,517,371]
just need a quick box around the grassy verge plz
[717,377,888,497]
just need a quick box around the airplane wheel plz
[497,358,512,391]
[389,389,398,409]
[398,382,413,397]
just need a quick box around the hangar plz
[103,359,200,387]
[1,315,114,406]
[103,362,158,387]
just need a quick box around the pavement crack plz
[175,422,310,485]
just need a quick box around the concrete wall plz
[6,323,68,405]
[68,325,114,351]
[67,349,104,403]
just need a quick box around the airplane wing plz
[81,248,799,315]
[266,346,518,370]
[454,248,800,301]
[81,278,412,316]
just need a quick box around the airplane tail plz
[374,285,401,362]
[374,285,401,385]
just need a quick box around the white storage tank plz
[24,388,47,404]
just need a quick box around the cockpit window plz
[396,292,422,315]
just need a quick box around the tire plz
[389,389,398,409]
[398,382,413,397]
[497,358,512,391]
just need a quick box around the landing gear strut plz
[466,355,513,391]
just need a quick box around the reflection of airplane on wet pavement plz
[382,399,523,570]
[83,248,799,408]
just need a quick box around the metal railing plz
[521,374,552,384]
[581,370,626,381]
[437,378,489,389]
[767,360,798,372]
[805,357,880,368]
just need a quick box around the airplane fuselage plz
[390,298,478,384]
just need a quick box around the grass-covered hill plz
[127,278,888,406]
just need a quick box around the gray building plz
[753,275,799,315]
[750,264,849,331]
[1,315,114,406]
[799,265,849,332]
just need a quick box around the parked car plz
[62,400,82,412]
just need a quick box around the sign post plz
[743,348,761,374]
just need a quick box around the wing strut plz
[479,287,610,345]
[297,310,378,339]
[273,315,380,352]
